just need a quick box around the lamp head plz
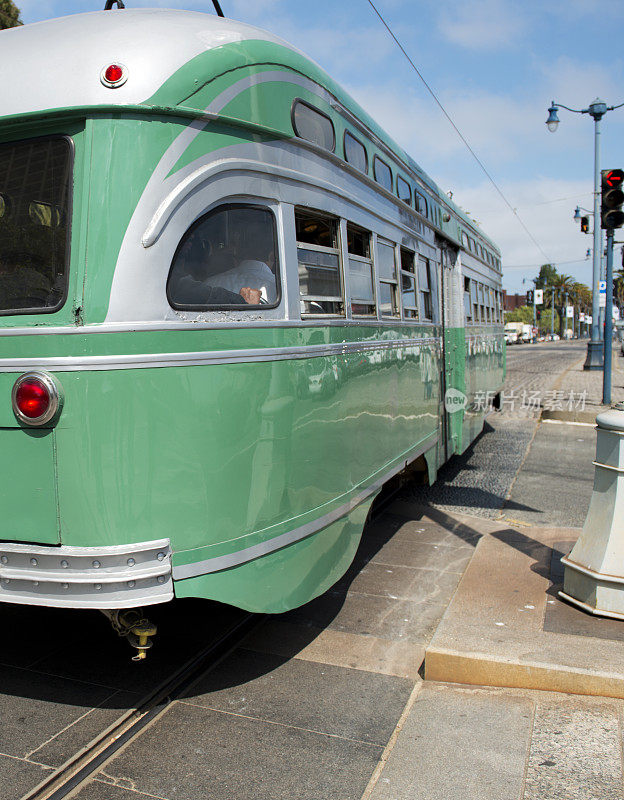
[573,206,581,222]
[546,102,560,132]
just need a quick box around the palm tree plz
[553,274,575,336]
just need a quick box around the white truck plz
[504,322,523,344]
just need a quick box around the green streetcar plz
[0,8,504,649]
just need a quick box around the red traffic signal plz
[602,169,624,229]
[604,169,624,189]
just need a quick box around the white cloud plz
[538,56,624,109]
[438,0,528,50]
[451,177,595,289]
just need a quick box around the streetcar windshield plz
[0,137,72,315]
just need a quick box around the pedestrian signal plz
[580,216,590,234]
[601,169,624,229]
[526,289,534,305]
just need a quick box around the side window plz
[471,280,479,322]
[418,256,432,321]
[478,283,485,321]
[415,192,428,218]
[397,176,411,204]
[0,136,72,316]
[400,248,418,319]
[461,231,469,248]
[167,204,279,310]
[347,223,375,316]
[292,100,335,152]
[296,209,343,316]
[373,156,392,192]
[377,239,399,317]
[464,277,472,322]
[344,131,367,174]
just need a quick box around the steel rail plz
[20,611,260,800]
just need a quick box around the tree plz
[505,305,534,324]
[0,0,22,29]
[534,264,558,290]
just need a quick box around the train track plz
[20,611,260,800]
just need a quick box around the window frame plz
[291,98,336,153]
[396,176,412,205]
[166,202,282,312]
[400,247,418,320]
[417,255,433,322]
[373,155,393,192]
[0,133,74,318]
[347,222,376,317]
[296,208,344,317]
[343,130,368,174]
[377,237,400,318]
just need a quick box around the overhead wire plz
[365,0,553,264]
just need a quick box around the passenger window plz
[0,136,72,315]
[348,223,375,316]
[167,204,279,310]
[377,239,399,317]
[415,192,428,217]
[464,277,472,322]
[400,248,418,319]
[344,131,367,174]
[296,209,343,316]
[461,231,469,248]
[471,281,479,322]
[373,156,392,192]
[397,176,411,204]
[418,257,432,321]
[292,100,335,152]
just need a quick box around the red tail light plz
[12,372,62,426]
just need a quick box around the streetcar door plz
[438,239,465,460]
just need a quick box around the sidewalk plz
[542,344,624,422]
[364,505,624,800]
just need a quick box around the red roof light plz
[101,63,128,88]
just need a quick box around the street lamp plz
[546,97,624,370]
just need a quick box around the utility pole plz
[604,229,614,404]
[551,288,555,337]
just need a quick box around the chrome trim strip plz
[0,538,172,609]
[0,319,443,337]
[0,338,441,373]
[172,434,438,580]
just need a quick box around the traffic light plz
[526,289,534,305]
[601,169,624,229]
[580,216,590,234]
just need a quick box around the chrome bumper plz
[0,539,173,609]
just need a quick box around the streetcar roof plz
[0,8,499,255]
[0,9,292,118]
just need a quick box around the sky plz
[15,0,624,292]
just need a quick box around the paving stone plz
[366,537,474,572]
[334,562,462,604]
[0,754,52,800]
[242,619,424,679]
[0,666,119,758]
[524,701,623,800]
[72,779,154,799]
[103,701,382,800]
[32,690,141,768]
[183,647,411,746]
[286,590,449,644]
[368,683,533,800]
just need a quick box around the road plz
[407,340,596,527]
